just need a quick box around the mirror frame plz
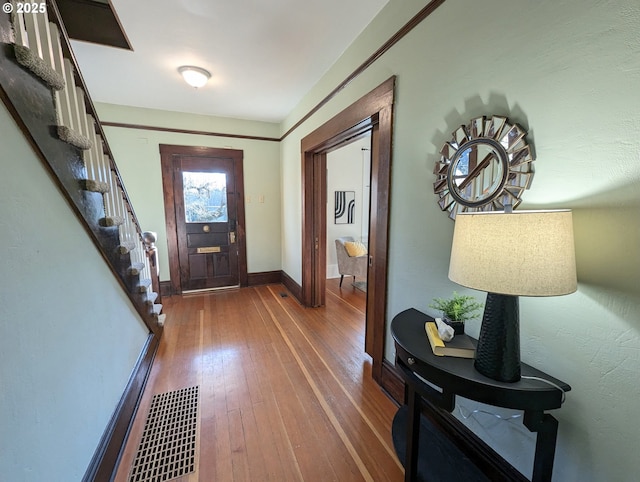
[434,115,535,219]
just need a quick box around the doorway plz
[301,77,395,382]
[160,144,248,295]
[326,136,371,284]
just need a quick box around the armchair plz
[335,237,368,288]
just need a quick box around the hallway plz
[114,280,404,481]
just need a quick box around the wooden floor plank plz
[113,280,403,482]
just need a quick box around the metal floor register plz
[128,386,199,482]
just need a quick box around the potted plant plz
[429,292,483,334]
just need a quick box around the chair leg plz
[339,275,344,287]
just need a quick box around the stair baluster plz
[3,2,164,332]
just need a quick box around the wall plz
[0,103,150,481]
[280,0,640,480]
[96,103,282,280]
[326,136,371,278]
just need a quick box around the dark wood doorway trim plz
[301,76,395,383]
[160,144,248,295]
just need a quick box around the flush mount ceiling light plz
[178,66,211,88]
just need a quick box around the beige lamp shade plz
[449,210,577,297]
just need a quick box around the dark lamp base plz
[474,293,521,383]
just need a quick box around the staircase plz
[0,2,164,334]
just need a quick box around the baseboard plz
[161,272,292,296]
[82,333,160,482]
[381,360,527,481]
[381,359,405,404]
[159,280,174,298]
[247,270,281,286]
[280,270,303,303]
[326,264,339,279]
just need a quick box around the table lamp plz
[448,210,577,382]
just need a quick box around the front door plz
[174,156,239,291]
[161,145,247,294]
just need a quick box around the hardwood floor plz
[114,279,404,481]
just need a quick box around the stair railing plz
[4,1,163,331]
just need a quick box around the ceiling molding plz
[100,121,280,143]
[281,0,447,140]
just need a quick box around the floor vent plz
[128,386,199,482]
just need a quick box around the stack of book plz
[425,322,475,358]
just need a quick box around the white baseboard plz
[327,264,340,279]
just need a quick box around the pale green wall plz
[0,103,150,481]
[281,0,640,480]
[95,103,282,280]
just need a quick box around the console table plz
[391,308,570,482]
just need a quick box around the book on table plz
[424,322,475,358]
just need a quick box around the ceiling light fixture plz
[178,66,211,88]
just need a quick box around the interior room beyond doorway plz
[326,134,372,289]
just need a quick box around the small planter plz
[443,317,465,335]
[429,292,483,335]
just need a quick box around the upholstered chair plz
[335,236,368,287]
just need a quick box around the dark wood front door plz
[161,145,247,294]
[174,156,239,290]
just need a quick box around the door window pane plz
[183,172,228,223]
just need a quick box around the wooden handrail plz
[1,3,162,334]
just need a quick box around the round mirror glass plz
[448,139,507,206]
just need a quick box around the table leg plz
[524,412,559,482]
[405,384,421,482]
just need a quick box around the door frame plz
[301,77,395,382]
[160,144,248,295]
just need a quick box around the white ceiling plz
[71,0,388,123]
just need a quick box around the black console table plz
[391,308,570,482]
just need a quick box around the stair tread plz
[137,278,152,292]
[157,313,167,327]
[100,215,124,227]
[128,262,145,276]
[80,179,109,193]
[146,292,158,304]
[118,241,137,255]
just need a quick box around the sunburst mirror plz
[433,116,535,219]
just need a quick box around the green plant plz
[429,292,483,322]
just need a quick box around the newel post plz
[143,231,161,303]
